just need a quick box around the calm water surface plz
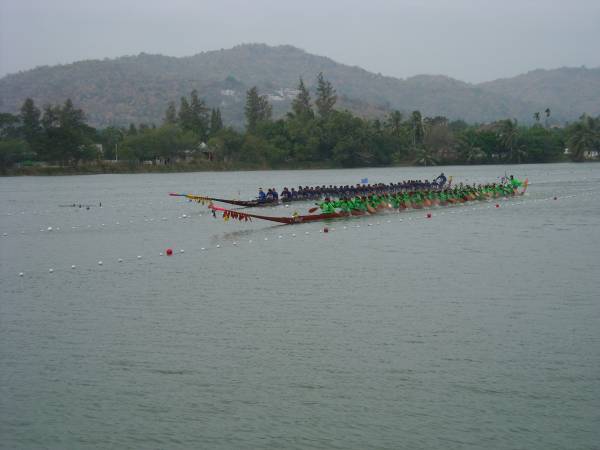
[1,164,599,449]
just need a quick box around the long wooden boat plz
[207,180,528,225]
[169,193,281,207]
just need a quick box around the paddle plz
[308,206,319,213]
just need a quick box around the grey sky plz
[1,0,599,83]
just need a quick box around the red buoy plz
[495,204,500,208]
[166,248,173,256]
[323,227,329,233]
[426,213,432,218]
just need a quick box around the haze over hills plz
[0,44,598,128]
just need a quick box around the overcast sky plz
[1,0,599,83]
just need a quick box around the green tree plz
[209,108,223,135]
[0,139,33,169]
[245,87,272,133]
[164,101,177,125]
[497,119,519,162]
[385,110,403,137]
[189,90,209,139]
[567,115,598,162]
[315,72,337,118]
[414,147,438,166]
[291,77,313,120]
[178,97,193,131]
[20,98,42,149]
[409,110,424,147]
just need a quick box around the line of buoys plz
[10,191,597,279]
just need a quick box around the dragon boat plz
[195,179,528,225]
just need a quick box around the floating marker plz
[292,233,296,237]
[323,227,329,233]
[166,248,173,256]
[159,252,163,256]
[98,261,103,265]
[47,226,53,231]
[19,272,24,277]
[216,244,221,248]
[49,268,54,273]
[71,265,76,269]
[426,213,432,219]
[118,258,123,263]
[495,204,500,208]
[137,255,142,259]
[233,242,238,246]
[180,249,184,253]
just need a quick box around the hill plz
[1,44,598,127]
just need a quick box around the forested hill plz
[1,44,599,127]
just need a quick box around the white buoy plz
[47,226,53,231]
[278,235,282,239]
[49,268,54,273]
[180,249,184,253]
[118,258,123,263]
[19,272,24,277]
[233,242,238,246]
[305,231,310,235]
[292,233,296,237]
[98,261,103,265]
[264,237,268,241]
[159,252,163,256]
[201,247,206,251]
[137,255,142,259]
[71,265,76,269]
[216,244,221,248]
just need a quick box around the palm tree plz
[497,119,519,162]
[567,115,598,161]
[385,110,403,137]
[414,146,438,166]
[544,108,551,128]
[456,134,485,164]
[410,110,424,147]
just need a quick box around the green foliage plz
[244,87,272,132]
[120,124,198,162]
[209,108,223,135]
[5,72,598,171]
[566,115,600,162]
[291,78,313,121]
[0,139,33,168]
[315,73,337,118]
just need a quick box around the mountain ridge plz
[1,43,598,127]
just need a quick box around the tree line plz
[1,72,599,170]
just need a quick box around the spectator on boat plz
[435,173,447,186]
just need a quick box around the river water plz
[1,163,599,449]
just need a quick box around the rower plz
[258,188,266,202]
[271,188,279,201]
